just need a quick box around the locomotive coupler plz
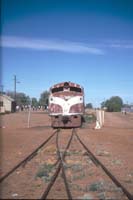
[62,116,71,124]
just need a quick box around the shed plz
[121,106,133,113]
[0,94,16,113]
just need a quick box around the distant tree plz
[86,103,93,109]
[6,91,15,99]
[39,90,49,106]
[6,91,30,106]
[101,96,123,112]
[31,97,38,107]
[101,101,106,108]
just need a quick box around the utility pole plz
[0,85,4,93]
[14,75,16,101]
[14,75,20,102]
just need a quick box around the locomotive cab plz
[49,81,85,128]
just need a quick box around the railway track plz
[74,131,133,200]
[0,129,58,183]
[1,128,133,199]
[40,129,133,200]
[41,128,74,199]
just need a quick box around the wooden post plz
[27,105,31,128]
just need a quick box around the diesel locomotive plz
[48,81,85,128]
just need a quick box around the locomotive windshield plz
[51,86,82,93]
[51,87,63,93]
[70,87,81,92]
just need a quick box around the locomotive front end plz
[49,82,85,128]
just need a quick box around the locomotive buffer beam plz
[62,116,71,124]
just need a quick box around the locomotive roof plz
[51,81,83,89]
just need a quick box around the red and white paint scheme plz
[48,81,85,128]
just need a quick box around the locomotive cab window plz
[51,87,63,93]
[51,86,82,93]
[70,87,82,93]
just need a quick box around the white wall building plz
[0,94,15,113]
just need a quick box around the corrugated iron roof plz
[0,94,14,102]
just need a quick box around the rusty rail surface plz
[74,131,133,200]
[41,128,74,200]
[56,130,72,199]
[0,130,58,183]
[1,127,133,200]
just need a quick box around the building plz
[0,94,16,113]
[121,106,133,113]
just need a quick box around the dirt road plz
[0,111,133,199]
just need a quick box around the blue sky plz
[1,0,133,106]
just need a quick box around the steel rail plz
[0,130,58,183]
[75,132,133,200]
[56,130,72,200]
[41,129,74,200]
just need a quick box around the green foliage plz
[85,103,93,109]
[101,96,123,112]
[84,114,96,123]
[6,91,30,106]
[89,181,104,191]
[35,163,54,182]
[31,97,38,107]
[39,90,49,106]
[6,90,50,107]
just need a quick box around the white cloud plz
[110,44,133,49]
[1,36,104,55]
[103,39,133,49]
[87,39,133,50]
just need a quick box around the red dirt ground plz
[0,110,133,199]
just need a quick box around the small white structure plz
[95,109,105,129]
[0,94,15,113]
[95,120,101,129]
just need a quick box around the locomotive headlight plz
[50,98,53,101]
[80,97,82,101]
